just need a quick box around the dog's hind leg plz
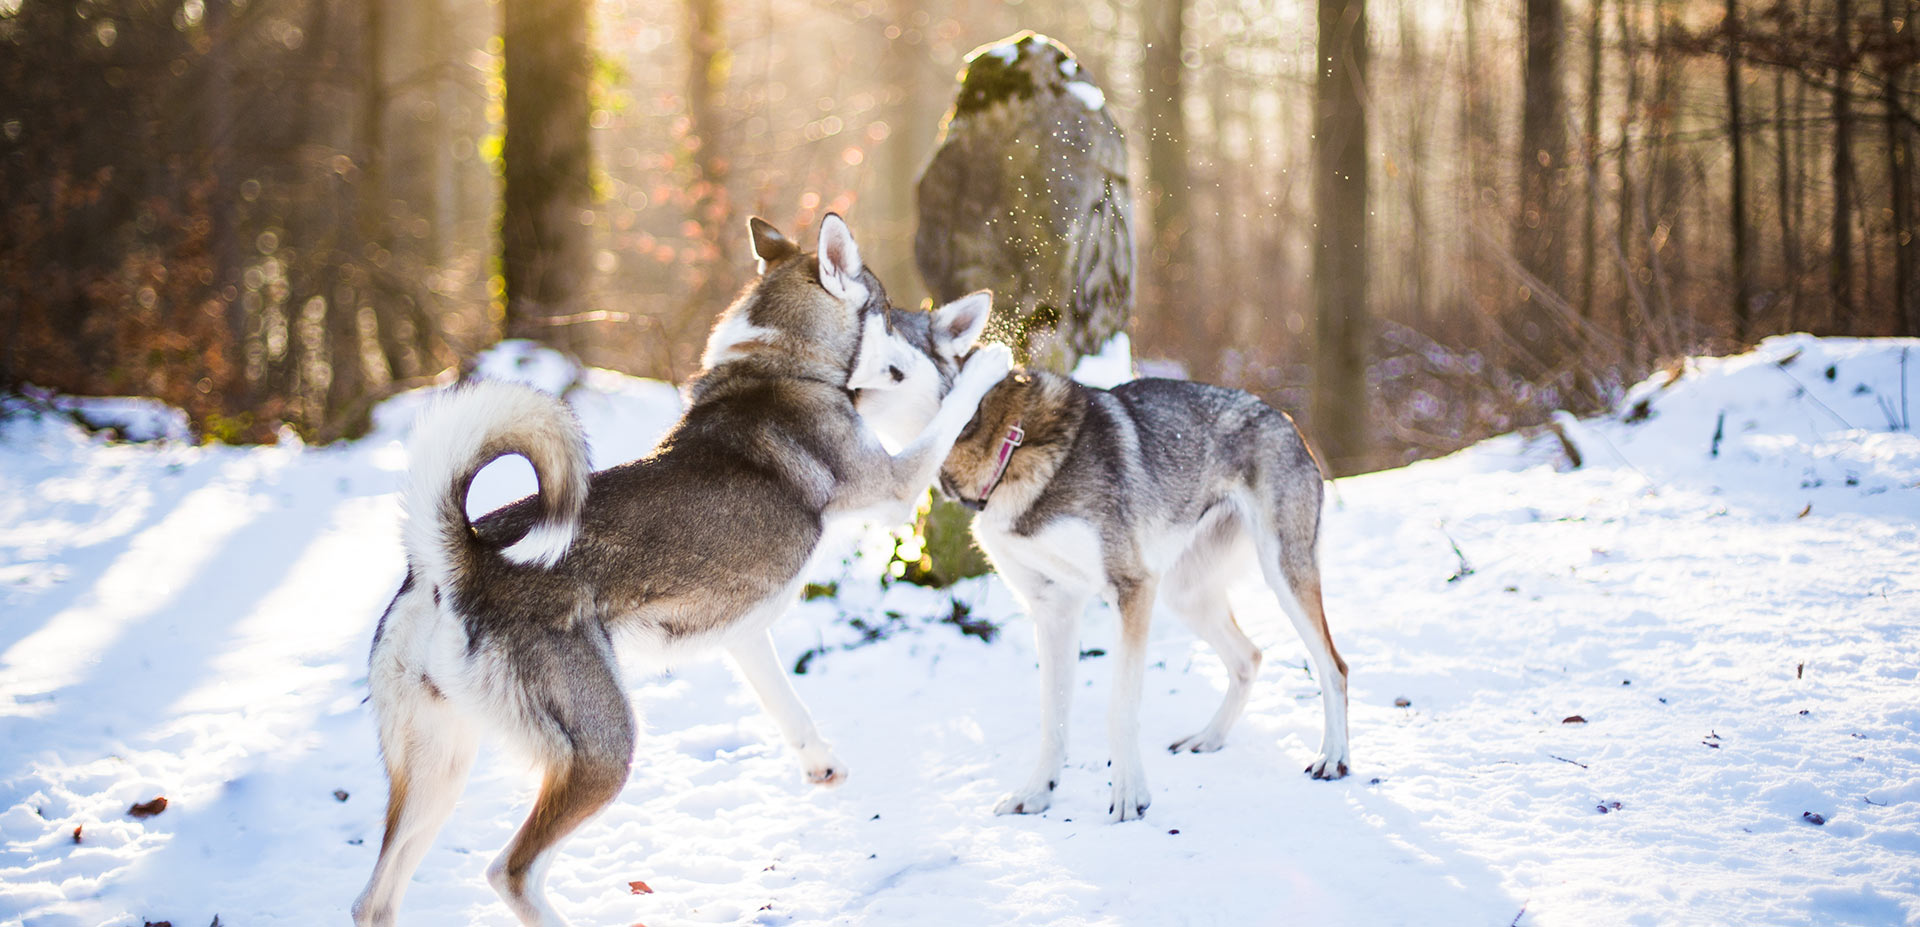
[1253,490,1350,780]
[352,677,479,927]
[1106,575,1159,822]
[727,628,846,786]
[993,565,1089,816]
[486,631,635,927]
[1165,552,1261,754]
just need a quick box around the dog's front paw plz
[798,742,849,787]
[993,782,1055,816]
[1304,751,1350,780]
[1107,770,1151,823]
[956,343,1013,396]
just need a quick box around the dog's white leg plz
[1106,577,1158,822]
[1166,565,1261,754]
[994,573,1087,816]
[352,683,479,927]
[1256,533,1350,780]
[727,629,846,786]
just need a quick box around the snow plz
[4,335,1919,926]
[1069,332,1133,389]
[1063,81,1105,112]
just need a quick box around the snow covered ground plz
[2,334,1917,927]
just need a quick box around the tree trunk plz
[1514,0,1570,383]
[501,0,593,352]
[1582,0,1604,325]
[1617,0,1643,359]
[1888,0,1918,335]
[1725,0,1753,342]
[1402,0,1431,322]
[1312,0,1370,474]
[1141,0,1193,362]
[685,0,732,321]
[1830,0,1855,331]
[1774,67,1802,330]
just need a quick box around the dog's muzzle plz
[939,474,982,511]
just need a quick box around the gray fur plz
[858,366,1350,824]
[354,216,1011,927]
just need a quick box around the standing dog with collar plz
[352,215,1010,926]
[857,362,1349,822]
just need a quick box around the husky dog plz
[857,351,1349,823]
[351,214,1009,927]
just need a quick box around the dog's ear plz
[816,213,868,303]
[931,290,993,359]
[749,217,797,274]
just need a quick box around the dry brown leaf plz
[129,797,168,819]
[628,880,653,895]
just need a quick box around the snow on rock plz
[1,336,1917,926]
[1063,81,1106,111]
[1069,331,1134,389]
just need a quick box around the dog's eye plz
[888,365,904,383]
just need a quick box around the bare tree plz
[1583,0,1605,324]
[1514,0,1570,381]
[1312,0,1370,473]
[1832,0,1857,330]
[1888,0,1919,334]
[1140,0,1194,360]
[685,0,733,318]
[1726,0,1754,341]
[501,0,593,352]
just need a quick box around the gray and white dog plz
[352,214,1009,927]
[858,344,1349,824]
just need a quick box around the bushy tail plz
[402,381,591,591]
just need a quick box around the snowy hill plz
[2,334,1917,927]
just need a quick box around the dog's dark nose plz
[958,497,984,513]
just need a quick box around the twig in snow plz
[1772,365,1855,429]
[1439,524,1474,583]
[1877,350,1913,432]
[1510,900,1530,926]
[1710,411,1725,458]
[1549,754,1589,769]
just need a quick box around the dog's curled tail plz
[403,381,591,584]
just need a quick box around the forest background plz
[3,0,1915,472]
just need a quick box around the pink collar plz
[977,422,1026,503]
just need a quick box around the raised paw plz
[1304,753,1349,780]
[956,343,1013,395]
[1169,730,1228,754]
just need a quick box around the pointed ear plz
[816,212,867,302]
[931,290,993,358]
[749,217,797,274]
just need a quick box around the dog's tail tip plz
[402,380,590,580]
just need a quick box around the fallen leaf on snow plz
[129,797,168,819]
[1393,697,1411,708]
[71,825,82,843]
[1802,811,1826,826]
[1796,503,1812,518]
[628,880,653,895]
[1563,715,1587,724]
